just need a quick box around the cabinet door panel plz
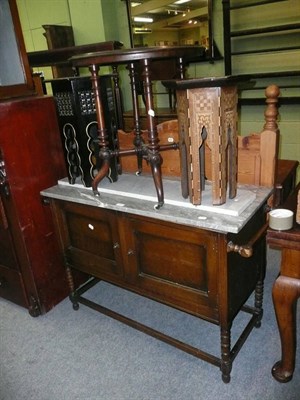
[123,217,221,320]
[137,232,207,290]
[58,202,123,279]
[67,213,115,260]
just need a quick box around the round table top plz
[70,45,205,67]
[162,74,254,89]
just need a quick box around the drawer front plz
[122,216,222,321]
[56,201,123,279]
[0,265,27,308]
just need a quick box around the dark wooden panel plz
[0,206,18,271]
[0,265,27,308]
[136,231,207,290]
[67,213,116,260]
[57,201,123,279]
[121,215,221,321]
[0,95,70,314]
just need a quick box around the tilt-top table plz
[70,46,205,209]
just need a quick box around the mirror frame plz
[123,0,216,61]
[0,0,35,100]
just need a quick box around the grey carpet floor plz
[1,247,299,400]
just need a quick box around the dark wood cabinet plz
[0,95,70,315]
[50,196,266,321]
[44,182,269,382]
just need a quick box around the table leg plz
[89,64,111,195]
[112,65,124,131]
[66,265,79,311]
[272,274,300,382]
[220,326,232,383]
[142,59,164,209]
[128,62,145,175]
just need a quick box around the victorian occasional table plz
[267,181,300,383]
[70,46,205,209]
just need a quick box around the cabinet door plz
[53,201,123,279]
[121,215,221,321]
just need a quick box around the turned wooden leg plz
[142,58,164,209]
[220,326,232,383]
[272,275,300,382]
[254,238,266,328]
[89,64,112,196]
[254,276,264,328]
[66,265,79,310]
[127,62,144,175]
[148,150,164,209]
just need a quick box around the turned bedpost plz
[263,84,280,133]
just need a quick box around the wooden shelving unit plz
[222,0,300,103]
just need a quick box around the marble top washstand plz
[41,174,272,234]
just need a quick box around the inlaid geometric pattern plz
[177,85,238,205]
[78,90,96,115]
[55,92,73,117]
[62,123,83,184]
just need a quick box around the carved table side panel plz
[176,90,190,199]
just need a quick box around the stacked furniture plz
[41,44,283,382]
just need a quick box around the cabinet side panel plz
[227,204,267,320]
[0,96,69,313]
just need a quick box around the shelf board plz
[231,23,300,37]
[230,0,288,10]
[232,45,300,55]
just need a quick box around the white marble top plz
[41,174,272,234]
